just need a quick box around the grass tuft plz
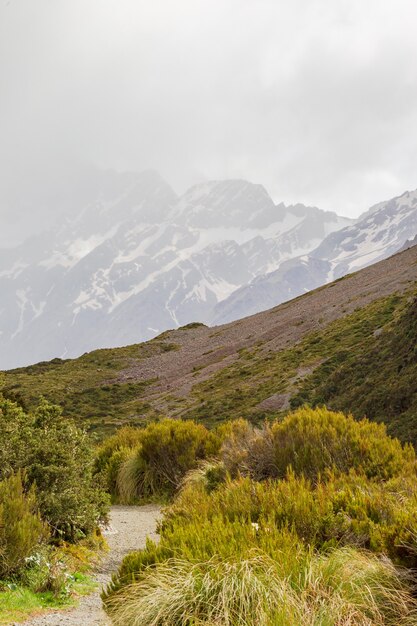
[106,549,417,626]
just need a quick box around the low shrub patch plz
[97,419,221,502]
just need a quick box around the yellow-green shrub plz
[94,426,144,476]
[169,471,417,565]
[104,407,417,621]
[111,420,221,502]
[221,408,415,482]
[0,473,48,578]
[220,419,275,481]
[107,468,417,601]
[139,419,220,487]
[271,406,414,480]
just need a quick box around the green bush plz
[107,467,417,601]
[138,419,220,490]
[0,399,33,477]
[271,406,414,481]
[0,397,109,541]
[107,419,222,502]
[94,426,144,477]
[0,473,48,578]
[221,408,415,482]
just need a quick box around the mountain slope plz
[291,292,417,443]
[213,189,417,323]
[0,172,350,369]
[2,244,417,444]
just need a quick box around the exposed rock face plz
[0,170,350,369]
[213,189,417,324]
[2,172,416,370]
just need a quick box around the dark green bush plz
[0,396,109,541]
[0,472,48,578]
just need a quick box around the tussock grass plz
[106,549,417,626]
[180,460,226,493]
[98,419,222,503]
[116,449,156,503]
[104,410,417,624]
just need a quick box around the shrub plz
[220,419,276,481]
[94,426,144,477]
[94,426,144,498]
[28,418,109,540]
[180,460,226,494]
[0,473,48,578]
[0,397,109,541]
[112,469,417,592]
[221,408,415,482]
[139,420,220,488]
[105,408,417,622]
[0,399,33,477]
[271,407,414,481]
[114,420,221,501]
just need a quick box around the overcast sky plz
[1,0,417,244]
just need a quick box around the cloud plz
[1,0,417,244]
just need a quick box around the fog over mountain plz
[213,189,417,323]
[1,169,417,369]
[0,171,353,368]
[2,1,417,367]
[3,0,417,248]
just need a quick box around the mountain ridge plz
[2,244,417,443]
[0,171,351,369]
[213,187,417,323]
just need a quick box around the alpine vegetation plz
[0,393,109,617]
[104,408,417,625]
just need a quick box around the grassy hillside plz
[2,245,417,443]
[292,295,417,443]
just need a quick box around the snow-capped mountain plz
[213,188,417,324]
[0,170,351,369]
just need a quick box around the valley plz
[2,243,417,625]
[3,3,417,623]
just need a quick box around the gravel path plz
[19,505,161,626]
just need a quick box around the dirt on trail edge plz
[19,505,161,626]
